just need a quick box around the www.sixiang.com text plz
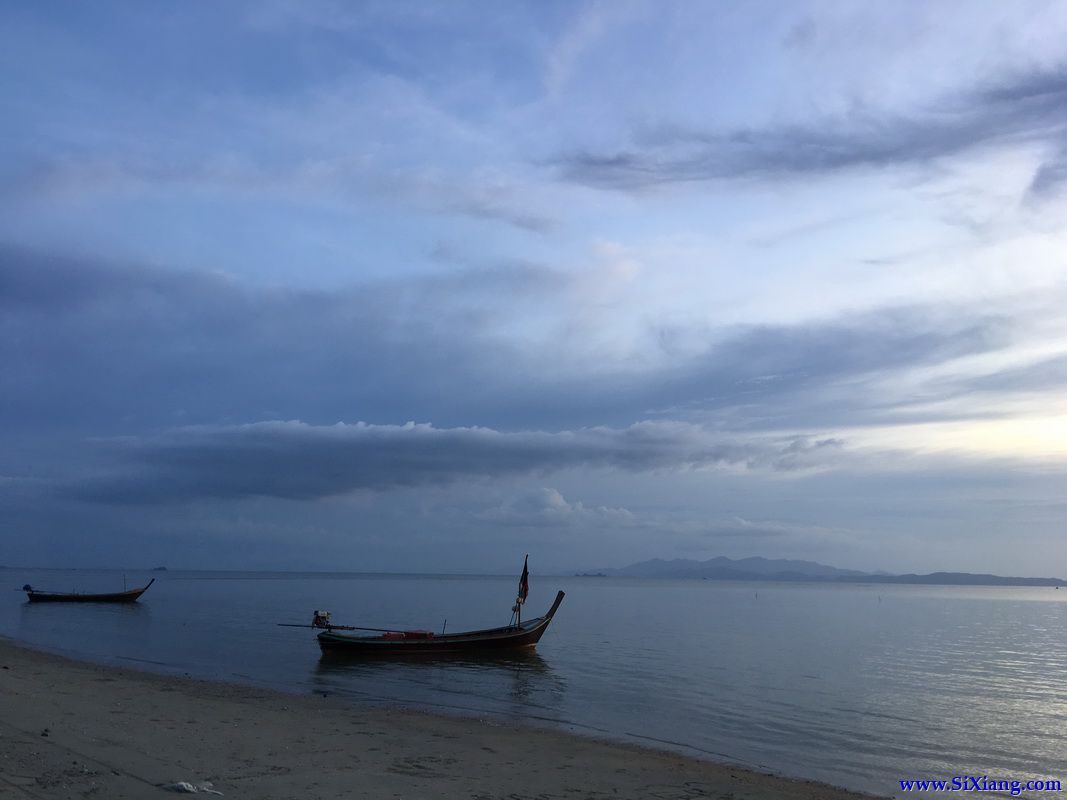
[899,776,1062,796]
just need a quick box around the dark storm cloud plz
[61,420,835,504]
[0,245,548,433]
[553,67,1067,190]
[0,245,1014,442]
[0,246,189,310]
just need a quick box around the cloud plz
[366,167,559,233]
[1025,149,1067,202]
[5,153,558,234]
[0,245,1020,441]
[543,2,624,100]
[700,515,855,544]
[478,487,636,528]
[61,420,843,504]
[0,244,566,432]
[956,352,1067,395]
[637,308,1008,430]
[553,66,1067,190]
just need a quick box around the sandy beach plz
[0,637,877,800]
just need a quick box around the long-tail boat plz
[309,556,565,655]
[23,578,155,603]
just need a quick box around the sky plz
[2,1,1067,576]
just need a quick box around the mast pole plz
[514,553,529,627]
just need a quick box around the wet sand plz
[0,637,879,799]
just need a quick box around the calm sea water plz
[3,569,1067,797]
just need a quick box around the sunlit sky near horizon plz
[2,1,1067,576]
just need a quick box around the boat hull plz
[317,590,564,655]
[25,579,155,604]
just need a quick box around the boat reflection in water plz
[18,596,155,661]
[312,647,567,718]
[316,647,554,673]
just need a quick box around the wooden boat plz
[23,578,155,603]
[309,555,564,655]
[317,589,565,655]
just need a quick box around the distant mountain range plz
[590,556,1065,587]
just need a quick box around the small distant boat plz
[306,556,565,655]
[23,578,155,603]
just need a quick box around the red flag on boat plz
[517,554,529,605]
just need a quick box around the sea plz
[3,568,1066,798]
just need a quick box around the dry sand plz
[0,637,878,800]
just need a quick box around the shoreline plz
[0,636,882,799]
